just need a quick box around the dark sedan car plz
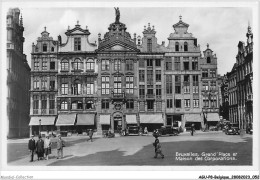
[225,123,240,135]
[127,126,143,136]
[158,125,179,136]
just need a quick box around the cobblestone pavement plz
[7,131,252,166]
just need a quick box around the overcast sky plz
[19,7,252,75]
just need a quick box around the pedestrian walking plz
[57,134,65,159]
[88,129,93,142]
[153,137,164,159]
[44,135,52,160]
[144,127,148,135]
[191,124,195,136]
[28,135,36,162]
[36,135,44,160]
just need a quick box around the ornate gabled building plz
[227,63,238,124]
[28,8,224,136]
[200,44,220,128]
[29,27,58,136]
[56,22,98,134]
[164,16,203,130]
[236,24,253,129]
[136,23,167,131]
[7,8,31,138]
[96,14,140,133]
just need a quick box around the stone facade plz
[200,44,220,128]
[7,8,31,138]
[29,9,222,135]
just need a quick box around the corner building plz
[7,8,31,138]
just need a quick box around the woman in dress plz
[36,135,44,160]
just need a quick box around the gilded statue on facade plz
[114,7,120,23]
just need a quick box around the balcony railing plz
[41,109,47,115]
[49,109,55,114]
[146,94,155,99]
[33,109,38,114]
[112,92,125,99]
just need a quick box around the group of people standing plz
[28,134,65,162]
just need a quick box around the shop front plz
[206,113,220,127]
[139,113,164,132]
[100,114,111,132]
[76,113,96,134]
[29,116,57,137]
[56,113,76,136]
[184,113,202,131]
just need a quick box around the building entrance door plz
[114,116,122,133]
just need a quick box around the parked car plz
[246,123,253,134]
[209,126,218,131]
[225,123,240,135]
[158,125,179,136]
[127,126,143,136]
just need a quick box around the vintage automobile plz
[127,126,143,136]
[246,123,253,134]
[158,125,179,136]
[225,123,240,135]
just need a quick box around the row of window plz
[34,61,55,71]
[61,59,95,71]
[38,44,55,52]
[33,95,55,110]
[202,69,217,78]
[101,76,134,95]
[165,57,198,71]
[33,76,55,90]
[101,59,134,71]
[166,99,200,108]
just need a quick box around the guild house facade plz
[29,8,222,136]
[7,8,31,138]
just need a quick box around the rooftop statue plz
[114,7,120,23]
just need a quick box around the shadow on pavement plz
[48,137,252,166]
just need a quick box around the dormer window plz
[138,39,141,45]
[184,42,188,51]
[43,44,47,52]
[207,57,211,63]
[175,42,179,52]
[74,37,81,51]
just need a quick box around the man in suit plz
[57,134,65,159]
[28,135,36,162]
[88,129,93,142]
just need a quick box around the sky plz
[18,7,252,75]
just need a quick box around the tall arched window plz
[51,47,54,52]
[73,59,82,70]
[184,42,188,51]
[72,79,81,95]
[175,42,179,51]
[86,59,94,70]
[61,60,69,70]
[61,101,68,110]
[71,101,83,109]
[43,44,47,52]
[86,100,94,109]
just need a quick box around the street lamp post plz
[39,119,41,136]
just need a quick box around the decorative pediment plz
[97,40,140,52]
[173,20,189,28]
[65,24,90,36]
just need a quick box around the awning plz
[56,114,76,126]
[126,114,137,124]
[140,114,164,124]
[77,114,95,125]
[184,114,202,122]
[207,113,220,122]
[100,115,110,125]
[29,116,56,126]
